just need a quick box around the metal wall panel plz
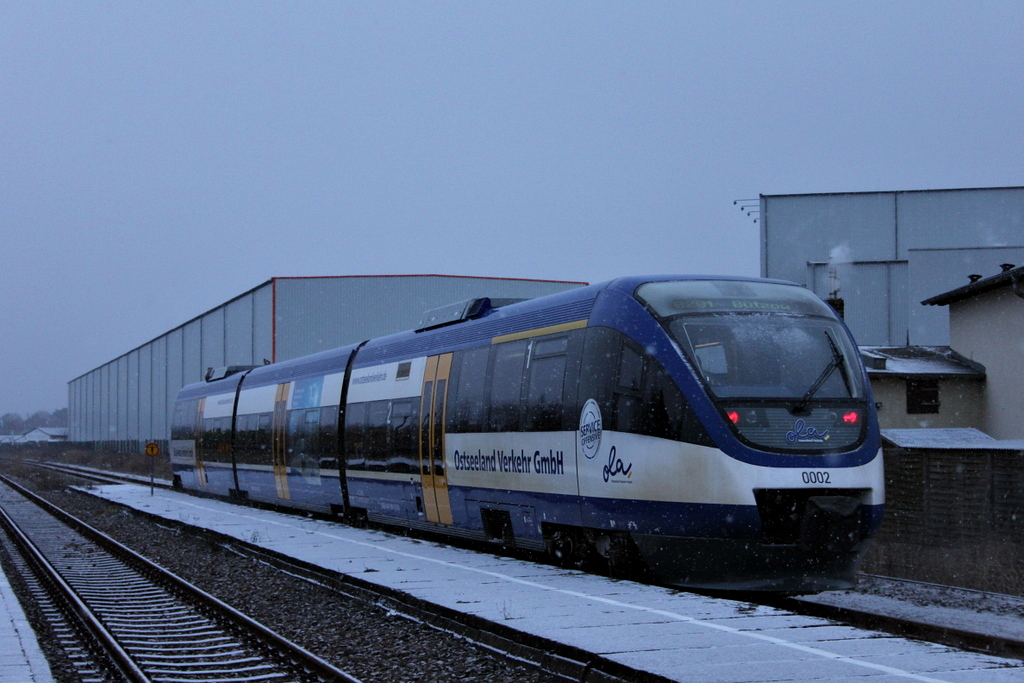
[91,372,99,442]
[138,344,152,440]
[763,187,1024,347]
[253,284,273,365]
[807,261,908,345]
[90,373,98,442]
[848,263,895,346]
[75,376,85,442]
[165,328,183,431]
[68,379,79,441]
[273,276,584,362]
[225,295,255,365]
[200,309,225,377]
[117,356,128,443]
[183,320,202,387]
[898,188,1024,253]
[100,364,110,444]
[77,375,85,442]
[79,374,89,442]
[127,350,139,441]
[150,338,166,441]
[763,192,897,286]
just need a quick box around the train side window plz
[344,402,367,471]
[614,342,645,434]
[578,327,619,428]
[286,407,321,477]
[489,340,527,432]
[525,335,569,432]
[646,359,713,445]
[389,398,417,473]
[318,405,340,470]
[171,399,199,440]
[642,361,685,441]
[256,413,272,458]
[618,344,644,392]
[578,326,711,444]
[534,335,569,357]
[453,346,490,433]
[366,400,390,471]
[234,413,251,456]
[236,412,272,466]
[201,416,232,463]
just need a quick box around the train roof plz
[354,274,799,367]
[176,274,803,397]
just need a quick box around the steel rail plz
[0,501,147,681]
[0,473,362,683]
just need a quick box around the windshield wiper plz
[792,331,849,414]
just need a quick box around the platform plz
[0,557,55,682]
[87,484,1024,682]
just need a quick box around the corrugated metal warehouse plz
[68,275,586,451]
[760,186,1024,347]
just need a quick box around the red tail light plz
[842,411,859,424]
[727,411,740,424]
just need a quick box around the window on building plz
[907,379,940,414]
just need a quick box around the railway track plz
[26,460,1024,667]
[0,473,361,683]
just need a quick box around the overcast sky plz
[2,1,1023,416]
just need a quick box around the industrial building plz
[68,275,585,451]
[759,186,1024,347]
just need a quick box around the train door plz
[272,382,291,500]
[195,397,208,487]
[419,354,453,525]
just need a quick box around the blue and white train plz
[171,276,884,592]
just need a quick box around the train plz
[170,275,884,593]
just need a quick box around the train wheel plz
[545,526,587,568]
[602,532,648,582]
[346,507,369,528]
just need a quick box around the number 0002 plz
[801,471,831,484]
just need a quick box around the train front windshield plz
[636,280,867,451]
[636,280,863,400]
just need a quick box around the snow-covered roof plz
[883,428,1024,451]
[20,427,68,442]
[860,346,985,378]
[922,263,1024,306]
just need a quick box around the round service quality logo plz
[579,399,603,459]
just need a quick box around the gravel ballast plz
[1,467,563,683]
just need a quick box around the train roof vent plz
[417,297,493,332]
[205,365,259,382]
